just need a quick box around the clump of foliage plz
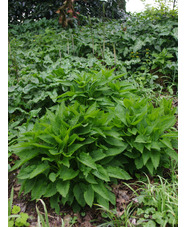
[135,175,178,226]
[8,188,30,227]
[97,174,178,227]
[11,69,177,212]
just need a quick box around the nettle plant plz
[11,70,177,212]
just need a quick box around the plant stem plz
[59,50,62,61]
[102,24,106,60]
[89,16,94,56]
[8,40,19,81]
[71,34,74,55]
[67,39,70,55]
[113,43,116,65]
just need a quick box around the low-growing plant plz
[97,202,137,227]
[36,199,50,227]
[98,173,178,227]
[134,175,178,226]
[11,81,177,213]
[111,97,178,176]
[11,101,132,213]
[8,187,30,227]
[57,68,138,108]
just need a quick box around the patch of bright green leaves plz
[8,187,30,227]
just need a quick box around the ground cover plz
[8,7,178,226]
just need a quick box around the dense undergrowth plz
[8,7,178,226]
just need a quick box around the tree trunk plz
[117,0,126,13]
[173,0,176,10]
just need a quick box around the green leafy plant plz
[8,187,30,227]
[11,82,177,214]
[36,199,50,227]
[97,202,137,227]
[112,97,178,175]
[134,175,178,226]
[11,101,132,213]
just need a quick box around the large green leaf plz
[90,149,106,162]
[56,180,70,197]
[105,146,125,156]
[165,148,178,161]
[78,152,97,170]
[134,134,147,143]
[18,165,36,179]
[73,183,86,207]
[92,181,110,201]
[142,149,151,165]
[161,138,174,150]
[92,165,110,182]
[59,166,79,181]
[146,160,154,175]
[29,162,49,179]
[96,194,109,210]
[84,185,94,207]
[10,149,38,171]
[106,166,131,180]
[135,156,144,169]
[105,137,126,147]
[31,177,47,200]
[85,174,98,184]
[151,150,160,169]
[67,138,95,157]
[44,182,57,197]
[133,39,146,52]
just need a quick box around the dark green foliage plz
[8,0,62,24]
[8,0,127,25]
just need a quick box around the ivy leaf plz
[133,39,145,52]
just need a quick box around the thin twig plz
[38,211,56,219]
